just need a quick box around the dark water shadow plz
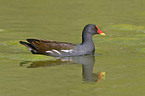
[20,55,105,82]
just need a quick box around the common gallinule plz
[19,24,105,57]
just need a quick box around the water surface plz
[0,0,145,96]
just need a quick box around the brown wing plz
[27,39,76,54]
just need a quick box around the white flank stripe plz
[46,51,53,54]
[52,50,61,55]
[46,49,74,55]
[61,49,74,53]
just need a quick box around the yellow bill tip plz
[100,33,105,35]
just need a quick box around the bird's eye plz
[92,27,96,29]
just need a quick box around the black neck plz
[81,32,94,45]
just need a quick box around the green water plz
[0,0,145,96]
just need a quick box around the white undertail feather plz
[26,47,32,51]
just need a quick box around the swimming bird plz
[19,24,105,57]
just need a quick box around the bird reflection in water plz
[20,55,105,82]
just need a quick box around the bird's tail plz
[19,40,38,54]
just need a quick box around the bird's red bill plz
[96,26,105,35]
